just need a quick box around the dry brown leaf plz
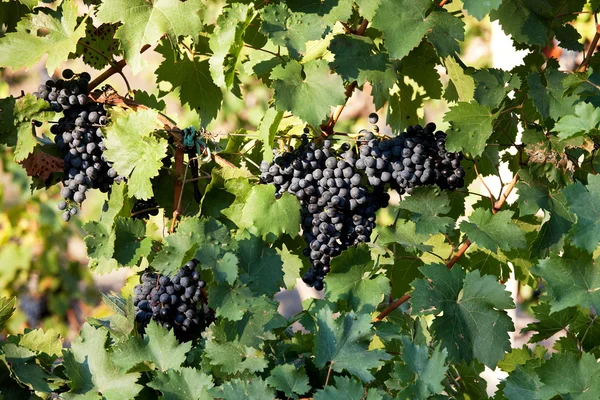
[18,149,64,180]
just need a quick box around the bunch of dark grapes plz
[34,69,123,221]
[259,114,464,290]
[260,132,390,290]
[131,198,159,220]
[133,259,210,341]
[19,294,48,327]
[354,118,465,194]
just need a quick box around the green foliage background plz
[1,0,600,399]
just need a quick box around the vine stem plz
[321,19,369,136]
[170,147,185,234]
[473,161,496,211]
[373,172,521,322]
[324,363,334,386]
[372,294,411,322]
[578,24,600,72]
[88,44,151,91]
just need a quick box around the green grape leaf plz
[465,248,511,282]
[218,175,254,225]
[563,174,600,252]
[554,23,583,52]
[445,56,475,102]
[536,352,600,399]
[236,233,284,296]
[205,296,284,352]
[208,284,255,321]
[313,305,391,382]
[313,376,363,400]
[76,21,121,70]
[425,10,465,57]
[213,252,239,286]
[444,101,496,157]
[328,33,398,108]
[371,0,431,60]
[490,0,551,46]
[239,183,301,241]
[0,1,31,34]
[0,1,88,73]
[188,217,237,269]
[0,297,16,331]
[84,221,116,262]
[62,324,143,399]
[148,368,214,400]
[400,42,442,99]
[328,34,391,86]
[0,94,53,162]
[2,343,55,393]
[277,244,303,290]
[97,0,205,74]
[270,59,346,127]
[553,102,600,140]
[474,69,521,109]
[113,321,192,372]
[497,345,545,374]
[155,42,222,125]
[460,209,527,253]
[326,245,389,313]
[375,219,432,252]
[527,65,578,120]
[389,250,424,299]
[354,0,381,20]
[103,109,166,199]
[390,337,448,399]
[387,81,422,133]
[260,3,327,59]
[0,297,16,333]
[397,186,454,235]
[531,246,600,313]
[258,108,284,163]
[100,183,134,227]
[503,361,546,400]
[209,3,254,89]
[203,340,267,375]
[113,218,152,266]
[286,0,353,24]
[266,364,311,398]
[411,265,515,368]
[517,170,575,257]
[18,328,63,361]
[210,378,274,400]
[462,0,501,20]
[521,302,578,343]
[153,217,233,276]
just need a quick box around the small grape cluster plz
[34,69,123,221]
[260,115,464,290]
[131,198,159,220]
[133,259,209,340]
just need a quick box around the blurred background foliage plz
[0,0,596,342]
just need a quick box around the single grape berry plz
[62,69,74,79]
[368,113,379,124]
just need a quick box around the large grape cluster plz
[34,69,123,221]
[260,115,464,290]
[133,259,210,340]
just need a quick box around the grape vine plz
[1,0,600,399]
